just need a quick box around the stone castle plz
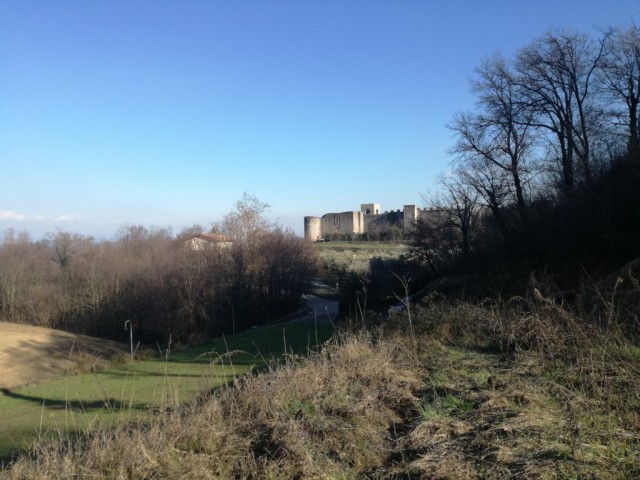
[304,203,431,241]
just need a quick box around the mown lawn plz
[0,321,333,462]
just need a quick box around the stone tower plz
[360,203,381,215]
[403,204,418,231]
[304,216,322,242]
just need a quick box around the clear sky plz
[2,1,639,239]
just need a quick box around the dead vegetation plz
[3,275,640,479]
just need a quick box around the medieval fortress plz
[304,203,433,241]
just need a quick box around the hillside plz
[3,292,639,478]
[0,322,127,389]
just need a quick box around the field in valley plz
[314,240,406,272]
[0,321,334,463]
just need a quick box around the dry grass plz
[3,275,640,479]
[3,333,421,479]
[0,322,127,389]
[382,278,640,479]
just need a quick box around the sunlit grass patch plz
[0,321,334,462]
[3,332,419,479]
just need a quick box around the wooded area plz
[0,194,318,344]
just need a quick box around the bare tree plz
[436,174,481,258]
[599,25,640,161]
[452,157,513,238]
[515,30,606,191]
[219,193,271,245]
[218,193,272,327]
[450,54,535,212]
[115,225,173,260]
[257,229,319,315]
[0,230,29,323]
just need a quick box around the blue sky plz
[2,1,639,239]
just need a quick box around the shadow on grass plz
[99,369,243,379]
[157,355,267,366]
[0,387,147,412]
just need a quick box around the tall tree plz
[257,229,319,315]
[220,193,271,244]
[450,55,534,215]
[599,25,640,162]
[218,193,272,326]
[515,30,606,191]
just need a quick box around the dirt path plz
[0,322,126,389]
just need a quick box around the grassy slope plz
[0,321,334,462]
[2,242,639,478]
[0,321,128,389]
[408,343,639,479]
[5,321,638,479]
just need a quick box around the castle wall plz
[304,202,425,241]
[418,208,447,225]
[321,211,364,238]
[363,213,380,232]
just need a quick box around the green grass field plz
[0,321,334,462]
[314,241,407,283]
